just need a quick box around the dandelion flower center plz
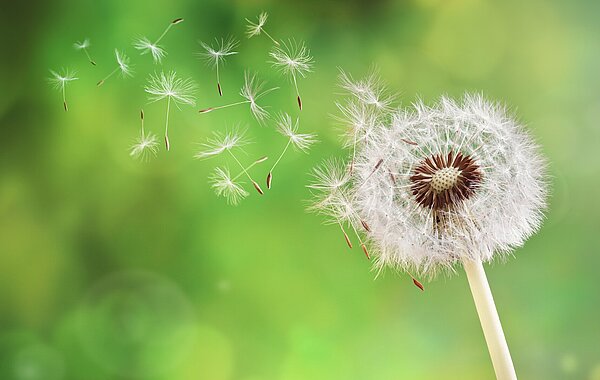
[410,151,482,210]
[431,167,461,193]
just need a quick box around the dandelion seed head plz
[134,37,166,63]
[194,128,249,159]
[311,90,549,278]
[145,71,197,106]
[199,37,238,66]
[130,131,159,161]
[245,12,269,38]
[276,113,318,152]
[114,50,133,77]
[73,39,90,50]
[48,68,78,90]
[269,40,314,79]
[210,167,249,205]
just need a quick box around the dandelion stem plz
[164,97,171,151]
[349,223,370,260]
[83,48,96,66]
[232,156,268,181]
[216,63,222,96]
[463,258,517,380]
[266,139,291,189]
[97,67,119,86]
[263,30,280,46]
[269,139,291,174]
[228,150,263,195]
[199,100,249,113]
[62,85,67,112]
[155,23,173,45]
[292,73,302,110]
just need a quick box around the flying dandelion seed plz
[210,167,249,205]
[73,38,96,66]
[48,68,78,111]
[210,156,268,205]
[130,110,159,161]
[199,71,278,124]
[267,113,317,189]
[269,39,314,110]
[144,71,196,151]
[195,128,265,195]
[134,18,184,63]
[97,49,133,86]
[309,74,548,379]
[245,12,279,45]
[198,37,238,96]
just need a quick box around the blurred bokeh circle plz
[0,331,65,380]
[76,270,197,377]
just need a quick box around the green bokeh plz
[1,0,599,379]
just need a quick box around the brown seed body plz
[412,278,424,291]
[252,180,264,195]
[266,172,273,189]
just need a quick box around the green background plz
[1,0,598,379]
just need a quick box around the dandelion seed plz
[245,12,279,45]
[212,155,269,204]
[338,69,394,110]
[269,39,314,110]
[145,71,196,151]
[134,37,166,63]
[194,128,249,159]
[97,49,133,86]
[195,128,264,195]
[130,109,159,161]
[267,113,317,189]
[73,38,96,66]
[134,18,183,63]
[210,167,250,205]
[199,71,277,124]
[48,68,78,111]
[310,82,549,378]
[198,37,238,96]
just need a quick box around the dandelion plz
[211,156,268,205]
[130,110,159,161]
[97,49,133,86]
[199,72,277,124]
[269,39,314,110]
[134,18,184,63]
[73,38,96,66]
[144,70,196,151]
[48,68,78,111]
[195,128,265,195]
[245,12,279,45]
[266,113,317,189]
[198,37,238,96]
[310,84,548,379]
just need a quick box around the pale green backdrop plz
[0,0,599,379]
